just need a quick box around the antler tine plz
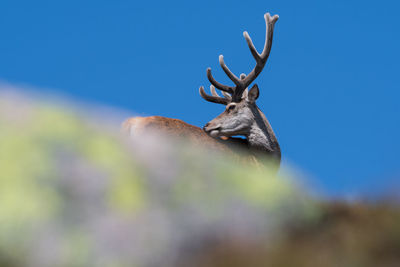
[241,13,279,91]
[199,85,230,105]
[211,84,233,102]
[221,90,232,100]
[226,12,278,102]
[243,31,260,62]
[219,55,241,86]
[210,84,220,97]
[260,13,279,58]
[206,68,234,94]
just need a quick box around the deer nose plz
[203,122,210,131]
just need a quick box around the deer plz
[123,12,281,167]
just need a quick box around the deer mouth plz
[203,124,221,138]
[205,128,220,138]
[204,124,242,140]
[209,129,220,138]
[204,127,229,140]
[209,130,230,140]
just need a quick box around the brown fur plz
[122,116,266,167]
[122,116,233,152]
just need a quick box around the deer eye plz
[227,105,236,112]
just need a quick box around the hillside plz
[0,91,399,267]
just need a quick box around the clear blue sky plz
[1,0,399,197]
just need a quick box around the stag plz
[123,13,281,166]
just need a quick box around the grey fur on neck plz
[246,105,281,161]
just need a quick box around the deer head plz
[200,13,279,140]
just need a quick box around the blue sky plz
[1,0,399,197]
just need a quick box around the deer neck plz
[246,106,281,162]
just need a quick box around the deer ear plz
[248,84,259,103]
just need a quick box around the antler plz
[200,12,279,104]
[199,85,231,105]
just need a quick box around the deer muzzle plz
[203,122,221,138]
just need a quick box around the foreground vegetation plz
[0,90,399,267]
